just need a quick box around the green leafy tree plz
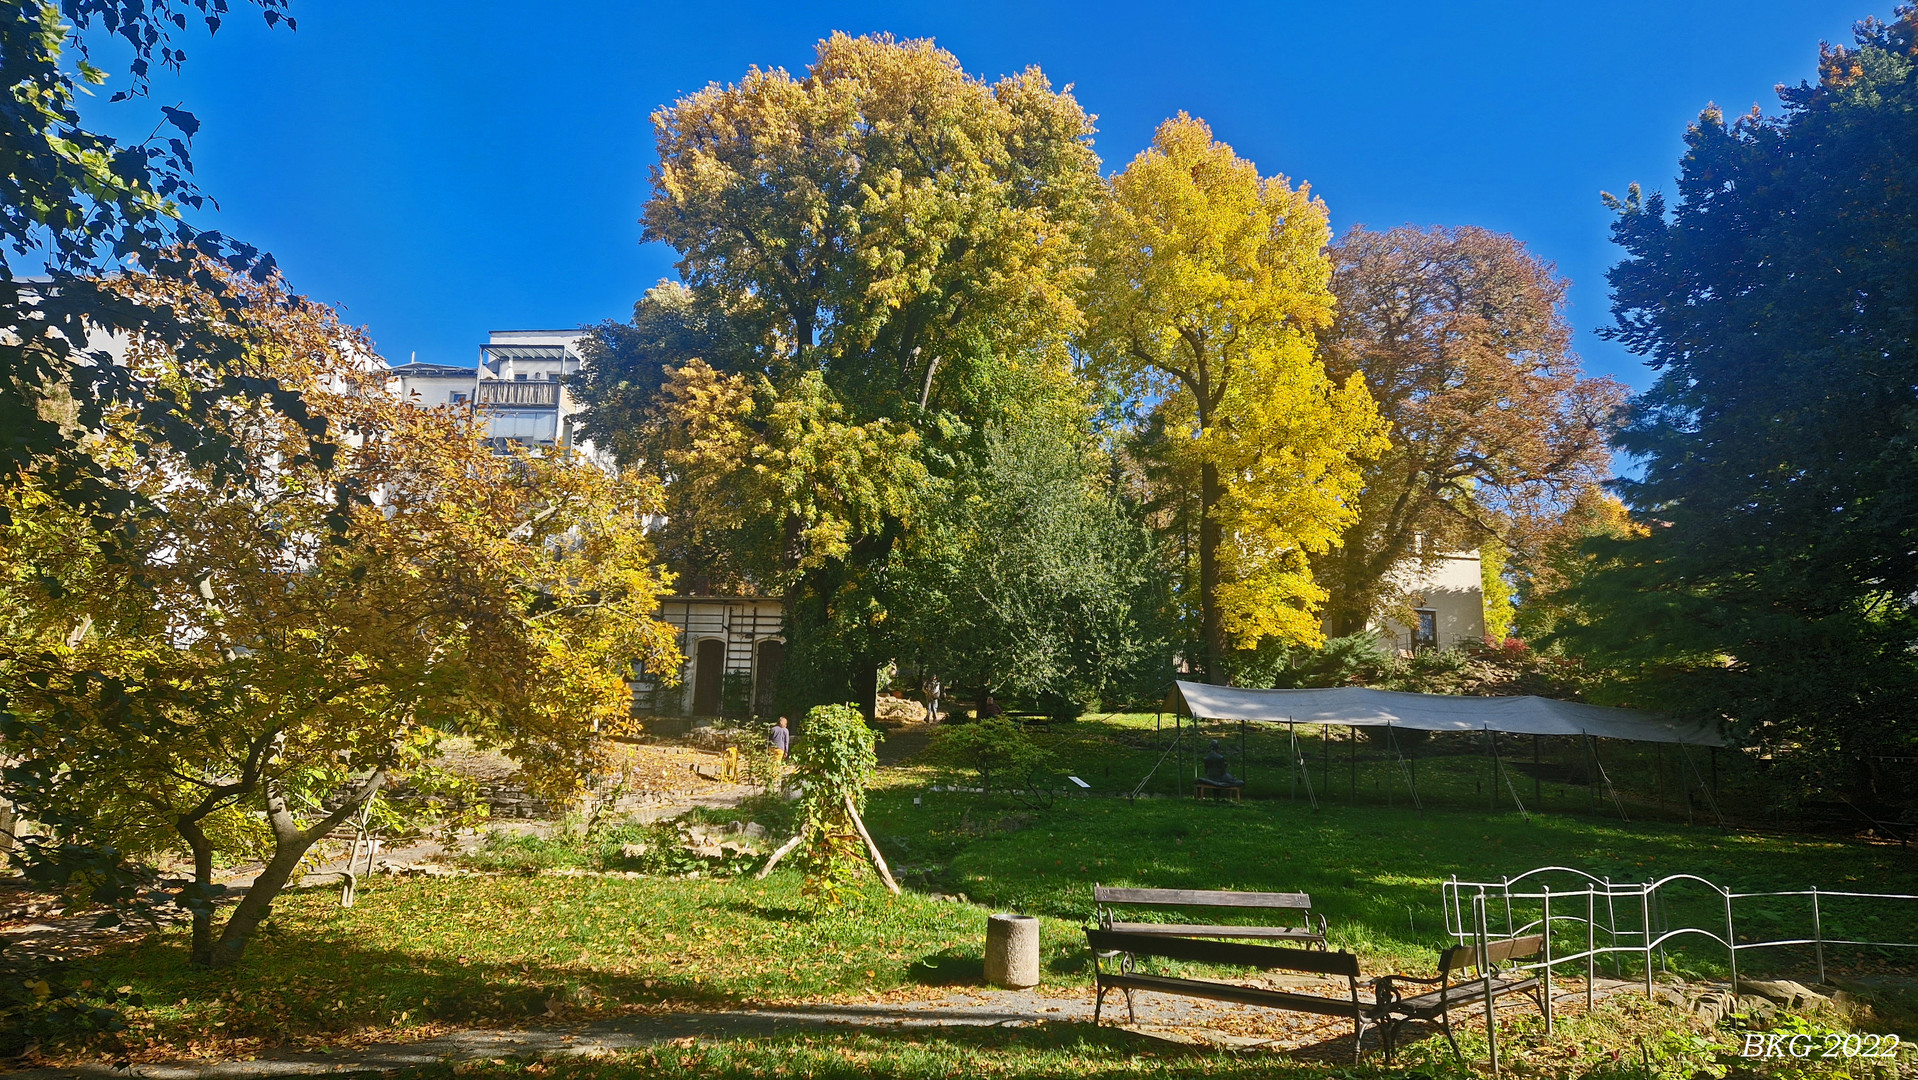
[0,265,681,967]
[585,33,1102,716]
[1562,8,1918,806]
[892,403,1171,714]
[2,1,309,510]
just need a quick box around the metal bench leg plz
[1124,987,1136,1025]
[1353,1017,1367,1063]
[1094,982,1107,1026]
[1441,1012,1463,1060]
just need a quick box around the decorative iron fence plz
[1441,866,1918,998]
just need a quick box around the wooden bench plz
[1370,934,1546,1061]
[1094,886,1329,947]
[1086,929,1372,1059]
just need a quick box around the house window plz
[449,391,469,406]
[1413,609,1438,651]
[515,373,529,382]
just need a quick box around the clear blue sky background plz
[82,0,1875,389]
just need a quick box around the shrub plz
[926,716,1059,809]
[788,704,880,909]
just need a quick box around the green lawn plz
[57,721,1918,1064]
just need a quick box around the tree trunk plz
[178,816,218,967]
[854,659,879,725]
[1199,459,1226,684]
[207,839,309,968]
[202,770,387,969]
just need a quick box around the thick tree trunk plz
[854,659,879,725]
[1199,460,1226,684]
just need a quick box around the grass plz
[48,722,1918,1065]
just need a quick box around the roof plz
[388,362,475,378]
[482,344,571,361]
[1170,680,1723,746]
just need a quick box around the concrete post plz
[985,913,1041,989]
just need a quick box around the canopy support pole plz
[1587,734,1629,821]
[1132,705,1184,803]
[1533,734,1542,806]
[1489,728,1530,821]
[1240,719,1248,787]
[1350,724,1358,803]
[1678,743,1727,831]
[1289,721,1319,810]
[1289,721,1297,802]
[1387,723,1423,813]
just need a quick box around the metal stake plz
[1585,887,1596,1011]
[1724,886,1739,988]
[1542,885,1554,1034]
[1812,887,1825,985]
[1642,886,1655,999]
[1477,893,1498,1076]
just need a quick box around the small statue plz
[1200,739,1242,787]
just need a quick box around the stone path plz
[3,980,1651,1078]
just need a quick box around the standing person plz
[769,716,791,762]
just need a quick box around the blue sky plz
[84,0,1872,389]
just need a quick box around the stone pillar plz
[984,913,1040,989]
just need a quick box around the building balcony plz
[476,381,559,408]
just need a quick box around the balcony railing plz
[476,381,559,408]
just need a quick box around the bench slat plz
[1087,929,1360,977]
[1388,976,1539,1020]
[1094,886,1311,910]
[1096,973,1365,1019]
[1107,921,1322,941]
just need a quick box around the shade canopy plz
[1170,681,1723,747]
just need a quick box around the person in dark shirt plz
[769,716,791,761]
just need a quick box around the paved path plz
[4,980,1651,1078]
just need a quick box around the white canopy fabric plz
[1171,681,1724,747]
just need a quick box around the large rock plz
[1736,978,1830,1009]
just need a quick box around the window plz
[449,391,469,406]
[515,373,529,382]
[1413,609,1438,650]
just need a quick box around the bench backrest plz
[1086,928,1360,977]
[1438,933,1544,975]
[1093,886,1311,911]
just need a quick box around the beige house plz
[1370,550,1487,653]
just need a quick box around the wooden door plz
[692,638,724,715]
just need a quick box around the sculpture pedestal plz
[984,913,1040,989]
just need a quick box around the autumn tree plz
[1083,114,1384,682]
[1316,225,1625,637]
[579,33,1102,714]
[0,265,680,968]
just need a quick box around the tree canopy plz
[0,265,680,967]
[1083,115,1384,682]
[582,33,1105,715]
[2,1,304,511]
[1316,225,1625,638]
[1561,7,1918,804]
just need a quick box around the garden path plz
[4,980,1649,1078]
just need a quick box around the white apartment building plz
[386,329,593,455]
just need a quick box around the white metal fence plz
[1442,866,1918,998]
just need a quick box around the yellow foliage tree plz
[0,264,680,968]
[1083,115,1385,680]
